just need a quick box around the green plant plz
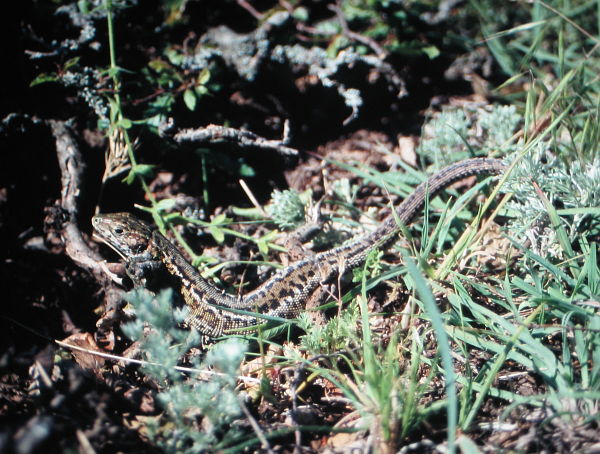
[295,251,449,453]
[299,303,361,356]
[503,143,600,257]
[445,239,600,434]
[267,189,307,230]
[419,109,471,166]
[121,289,250,452]
[418,104,522,168]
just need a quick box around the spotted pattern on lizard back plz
[92,157,506,337]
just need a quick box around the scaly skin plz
[92,157,505,337]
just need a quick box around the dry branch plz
[173,123,298,157]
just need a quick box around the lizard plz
[92,157,506,338]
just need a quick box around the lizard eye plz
[114,227,123,235]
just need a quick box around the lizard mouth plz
[92,232,128,261]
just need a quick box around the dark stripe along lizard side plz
[92,158,506,337]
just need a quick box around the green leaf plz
[77,0,89,14]
[151,211,166,230]
[257,239,269,255]
[64,57,81,70]
[183,89,197,111]
[97,118,110,130]
[422,46,440,59]
[195,85,208,96]
[29,73,58,87]
[198,67,210,85]
[106,67,121,79]
[124,163,155,184]
[165,47,183,66]
[148,59,171,72]
[155,198,176,212]
[133,164,155,177]
[238,163,256,178]
[109,98,119,123]
[260,230,278,243]
[402,254,457,444]
[118,117,133,129]
[208,225,225,243]
[123,170,136,185]
[292,6,308,21]
[212,213,227,225]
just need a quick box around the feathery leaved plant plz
[419,109,471,166]
[121,289,249,453]
[267,188,307,230]
[418,104,522,168]
[503,143,600,257]
[298,302,361,356]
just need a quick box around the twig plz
[76,430,97,454]
[55,339,262,384]
[329,2,387,59]
[239,179,268,217]
[236,0,264,20]
[236,394,275,453]
[48,118,124,322]
[48,120,110,282]
[173,123,298,157]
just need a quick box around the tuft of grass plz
[445,239,600,434]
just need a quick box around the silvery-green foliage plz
[419,104,522,167]
[121,289,247,452]
[267,188,306,230]
[122,289,199,381]
[479,105,522,148]
[299,302,360,355]
[419,109,470,166]
[504,145,600,256]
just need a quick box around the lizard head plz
[92,212,154,260]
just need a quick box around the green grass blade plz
[403,253,457,453]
